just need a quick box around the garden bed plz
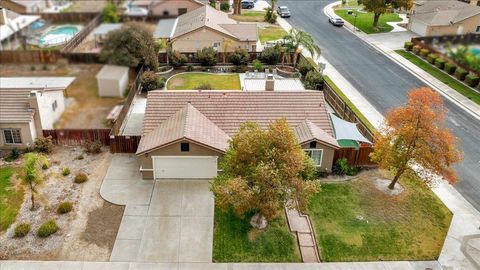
[166,72,241,90]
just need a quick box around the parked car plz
[241,0,254,9]
[276,6,291,18]
[329,17,344,26]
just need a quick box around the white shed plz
[96,65,129,97]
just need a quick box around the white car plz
[329,17,344,26]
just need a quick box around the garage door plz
[153,156,218,179]
[410,20,427,36]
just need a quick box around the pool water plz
[38,26,79,46]
[470,48,480,56]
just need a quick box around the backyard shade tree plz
[101,3,119,23]
[370,87,462,189]
[20,153,46,210]
[359,0,413,29]
[211,119,320,228]
[100,23,159,71]
[283,29,321,67]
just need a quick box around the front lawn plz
[258,26,287,44]
[213,209,301,262]
[308,170,452,261]
[230,11,266,22]
[335,10,402,34]
[167,73,241,90]
[0,167,24,232]
[395,50,480,105]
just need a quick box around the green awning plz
[337,139,360,149]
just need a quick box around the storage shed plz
[96,65,129,97]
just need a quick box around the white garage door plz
[153,156,218,179]
[410,20,428,36]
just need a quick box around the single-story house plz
[136,91,340,180]
[0,77,75,149]
[0,0,50,13]
[154,5,258,52]
[96,65,130,97]
[408,0,480,36]
[129,0,203,16]
[93,23,122,47]
[0,8,39,50]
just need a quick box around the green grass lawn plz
[230,11,266,22]
[308,170,452,261]
[335,10,402,34]
[323,76,376,132]
[0,167,24,232]
[395,50,480,105]
[258,26,287,44]
[213,209,301,262]
[167,73,241,90]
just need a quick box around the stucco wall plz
[425,15,480,36]
[300,141,336,172]
[151,0,202,16]
[172,27,256,53]
[0,122,36,149]
[35,90,65,129]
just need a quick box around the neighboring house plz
[0,8,39,50]
[129,0,203,16]
[0,0,50,13]
[96,65,130,97]
[0,77,75,149]
[408,0,480,36]
[136,91,340,180]
[154,5,258,52]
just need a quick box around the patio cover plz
[154,18,178,39]
[330,113,371,148]
[94,23,123,36]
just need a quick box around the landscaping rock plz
[375,178,404,196]
[250,213,268,229]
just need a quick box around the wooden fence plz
[333,147,376,167]
[0,50,62,64]
[43,129,111,145]
[26,12,100,23]
[109,136,141,153]
[62,13,101,53]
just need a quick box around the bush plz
[5,148,20,162]
[229,48,250,66]
[220,2,230,11]
[454,68,468,81]
[37,220,59,238]
[412,45,421,55]
[57,201,73,214]
[420,49,429,58]
[169,51,187,67]
[434,58,446,69]
[74,173,88,184]
[75,154,84,160]
[260,46,281,65]
[427,53,437,64]
[404,41,413,51]
[297,58,315,77]
[140,71,165,91]
[14,223,31,238]
[194,83,212,90]
[41,159,49,170]
[197,47,217,66]
[34,136,54,154]
[252,59,263,71]
[304,71,323,90]
[85,140,102,154]
[444,62,457,74]
[264,7,277,24]
[62,167,71,176]
[332,158,359,176]
[101,3,119,23]
[186,64,194,72]
[465,74,480,87]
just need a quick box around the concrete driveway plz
[101,155,214,263]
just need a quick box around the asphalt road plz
[277,0,480,209]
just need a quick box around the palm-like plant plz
[283,29,321,67]
[21,153,45,211]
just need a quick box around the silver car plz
[276,6,291,18]
[329,17,344,26]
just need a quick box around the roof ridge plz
[183,103,193,137]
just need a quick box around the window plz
[52,100,58,112]
[178,8,187,15]
[476,26,480,32]
[309,141,317,148]
[3,129,22,144]
[180,142,190,152]
[163,10,169,16]
[305,149,323,167]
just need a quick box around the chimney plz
[0,8,7,26]
[265,74,274,91]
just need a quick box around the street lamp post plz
[353,11,358,32]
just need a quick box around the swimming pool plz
[38,25,80,47]
[470,48,480,56]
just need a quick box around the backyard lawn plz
[230,11,266,22]
[308,170,452,261]
[0,167,24,232]
[167,73,241,90]
[258,26,287,44]
[335,10,402,34]
[395,50,480,105]
[213,209,301,262]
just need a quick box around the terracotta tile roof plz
[143,91,335,139]
[294,120,339,149]
[137,103,230,155]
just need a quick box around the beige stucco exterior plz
[409,14,480,36]
[151,0,202,16]
[300,140,336,172]
[171,27,257,53]
[0,122,37,149]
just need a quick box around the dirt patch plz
[375,178,404,196]
[81,202,124,250]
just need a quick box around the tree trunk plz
[388,168,405,190]
[373,12,381,28]
[30,190,35,211]
[250,213,268,229]
[293,52,299,67]
[271,0,275,11]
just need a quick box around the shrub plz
[74,173,88,184]
[412,45,421,55]
[304,71,323,90]
[85,140,102,154]
[62,167,71,176]
[297,58,314,77]
[186,64,194,72]
[169,51,187,67]
[57,202,73,214]
[264,7,277,24]
[101,2,119,23]
[444,62,457,74]
[434,58,446,69]
[404,41,413,51]
[454,68,468,81]
[41,159,49,170]
[37,220,59,238]
[220,2,230,11]
[465,74,480,87]
[420,49,429,58]
[260,46,281,65]
[140,71,164,91]
[14,223,31,238]
[34,136,54,154]
[332,158,359,176]
[197,47,217,66]
[5,148,20,162]
[229,48,250,66]
[427,53,437,64]
[75,154,84,160]
[252,59,263,71]
[194,83,212,90]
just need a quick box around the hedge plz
[434,58,446,69]
[420,49,429,58]
[404,41,414,51]
[444,62,457,75]
[454,68,468,81]
[413,45,421,55]
[427,54,438,64]
[465,74,480,87]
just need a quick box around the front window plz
[305,149,323,166]
[3,129,22,144]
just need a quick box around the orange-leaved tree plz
[370,87,462,189]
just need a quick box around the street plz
[277,0,480,210]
